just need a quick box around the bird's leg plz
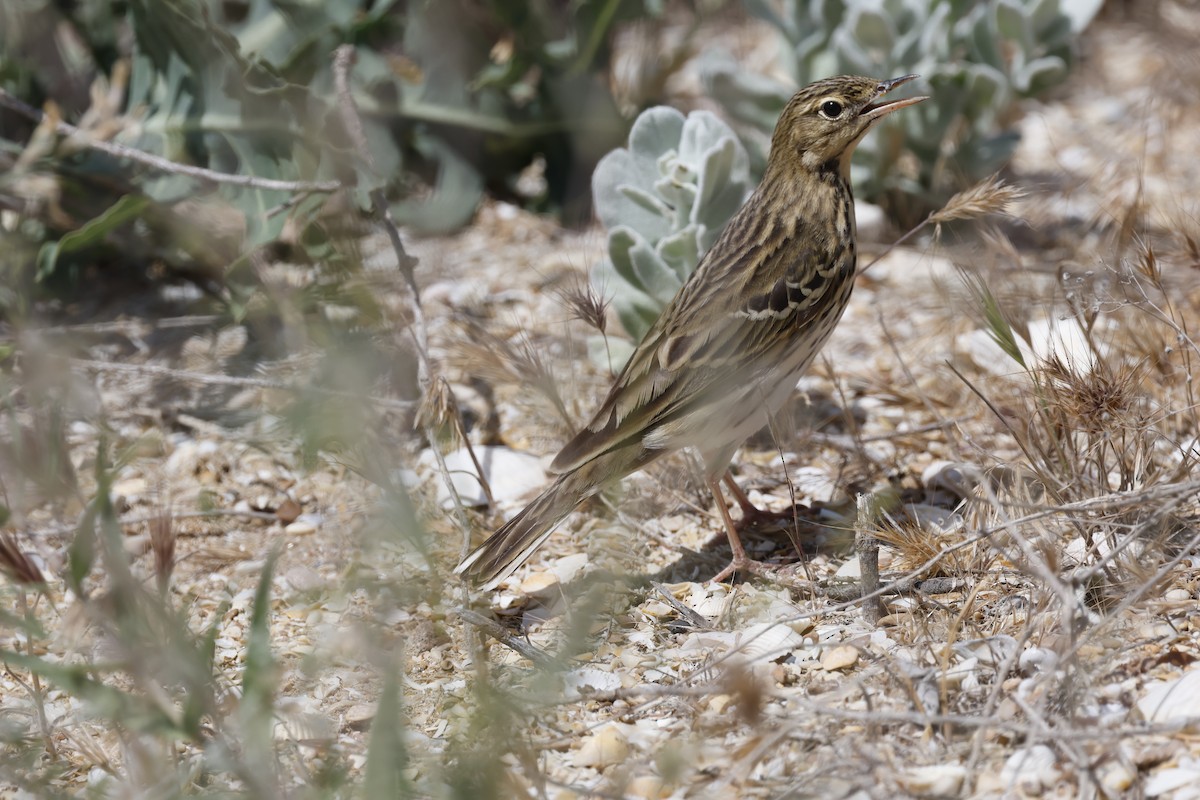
[707,477,774,582]
[722,471,761,518]
[722,470,807,531]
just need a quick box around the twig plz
[854,494,883,625]
[4,315,222,339]
[329,46,474,559]
[455,609,558,668]
[68,357,414,411]
[23,507,282,539]
[650,582,712,631]
[0,88,342,194]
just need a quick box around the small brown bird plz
[457,75,927,589]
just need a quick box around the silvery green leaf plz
[699,54,791,131]
[1029,0,1062,34]
[618,183,673,221]
[744,0,795,39]
[593,148,671,242]
[628,106,687,168]
[592,259,661,343]
[848,4,895,52]
[965,6,1005,69]
[657,225,704,282]
[608,226,684,307]
[831,27,879,76]
[1013,55,1067,95]
[694,139,751,234]
[965,62,1007,113]
[917,3,953,60]
[606,226,653,294]
[654,177,698,229]
[1058,0,1103,32]
[994,0,1031,49]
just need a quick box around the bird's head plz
[768,74,927,180]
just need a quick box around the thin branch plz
[68,357,414,411]
[330,45,475,563]
[0,88,342,194]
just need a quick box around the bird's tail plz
[453,464,602,590]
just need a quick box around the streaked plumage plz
[457,75,927,589]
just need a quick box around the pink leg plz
[707,477,775,582]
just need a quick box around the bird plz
[456,75,927,590]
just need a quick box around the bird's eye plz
[819,99,844,119]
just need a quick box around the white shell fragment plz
[419,445,548,509]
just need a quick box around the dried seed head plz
[0,532,45,586]
[417,376,461,445]
[149,510,176,594]
[929,174,1025,231]
[556,280,610,335]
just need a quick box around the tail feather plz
[454,470,595,590]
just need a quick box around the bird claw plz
[709,556,776,584]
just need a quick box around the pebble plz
[420,445,548,509]
[344,704,376,731]
[895,764,967,798]
[284,519,318,536]
[1138,667,1200,728]
[821,645,859,672]
[999,745,1059,793]
[573,724,629,768]
[921,461,984,498]
[518,571,560,598]
[1098,760,1135,794]
[626,775,669,799]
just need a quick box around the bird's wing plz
[551,204,849,474]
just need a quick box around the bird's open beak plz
[861,74,927,120]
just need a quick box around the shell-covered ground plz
[4,5,1200,799]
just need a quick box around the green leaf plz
[363,670,413,798]
[391,132,484,234]
[34,195,152,281]
[1,649,185,735]
[239,547,280,769]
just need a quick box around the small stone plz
[626,775,669,799]
[895,764,967,798]
[573,724,629,768]
[1138,667,1200,728]
[275,497,302,524]
[284,518,318,536]
[834,556,861,578]
[821,645,859,672]
[1098,760,1135,793]
[420,445,547,509]
[344,704,376,731]
[707,694,733,714]
[1000,745,1059,793]
[519,571,560,598]
[112,477,148,502]
[1164,588,1191,603]
[921,461,984,498]
[122,533,150,557]
[284,565,324,594]
[549,553,588,583]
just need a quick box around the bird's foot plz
[709,554,782,583]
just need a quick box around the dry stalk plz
[860,173,1024,274]
[0,87,341,194]
[0,531,45,586]
[69,358,415,411]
